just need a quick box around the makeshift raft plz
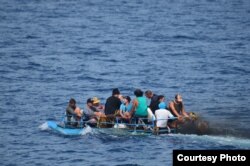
[46,116,178,136]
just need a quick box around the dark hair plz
[87,98,93,104]
[175,94,181,100]
[134,89,143,97]
[69,98,76,105]
[158,95,165,101]
[145,90,153,96]
[125,96,131,102]
[112,88,120,95]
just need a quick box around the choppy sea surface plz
[1,0,250,165]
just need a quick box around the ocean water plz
[0,0,250,165]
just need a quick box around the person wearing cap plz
[168,94,189,121]
[104,88,122,115]
[81,98,100,126]
[119,96,132,119]
[92,97,105,113]
[83,98,95,117]
[145,90,159,114]
[155,101,174,132]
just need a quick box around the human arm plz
[180,103,189,118]
[74,107,82,117]
[119,104,125,117]
[89,105,98,112]
[85,105,96,116]
[66,106,76,115]
[169,102,185,121]
[129,99,138,117]
[168,110,174,119]
[169,102,180,117]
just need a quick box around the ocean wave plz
[172,134,250,149]
[38,122,49,131]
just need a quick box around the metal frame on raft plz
[62,115,178,135]
[100,117,178,135]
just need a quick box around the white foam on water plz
[39,122,49,131]
[80,125,92,135]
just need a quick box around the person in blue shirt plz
[119,96,132,119]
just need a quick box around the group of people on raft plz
[65,88,192,131]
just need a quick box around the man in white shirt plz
[155,102,174,133]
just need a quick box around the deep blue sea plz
[1,0,250,165]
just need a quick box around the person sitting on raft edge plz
[119,96,132,120]
[129,89,148,120]
[104,88,122,116]
[92,97,105,113]
[168,94,189,122]
[65,98,82,126]
[155,101,174,134]
[145,90,159,114]
[90,96,105,118]
[81,98,99,126]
